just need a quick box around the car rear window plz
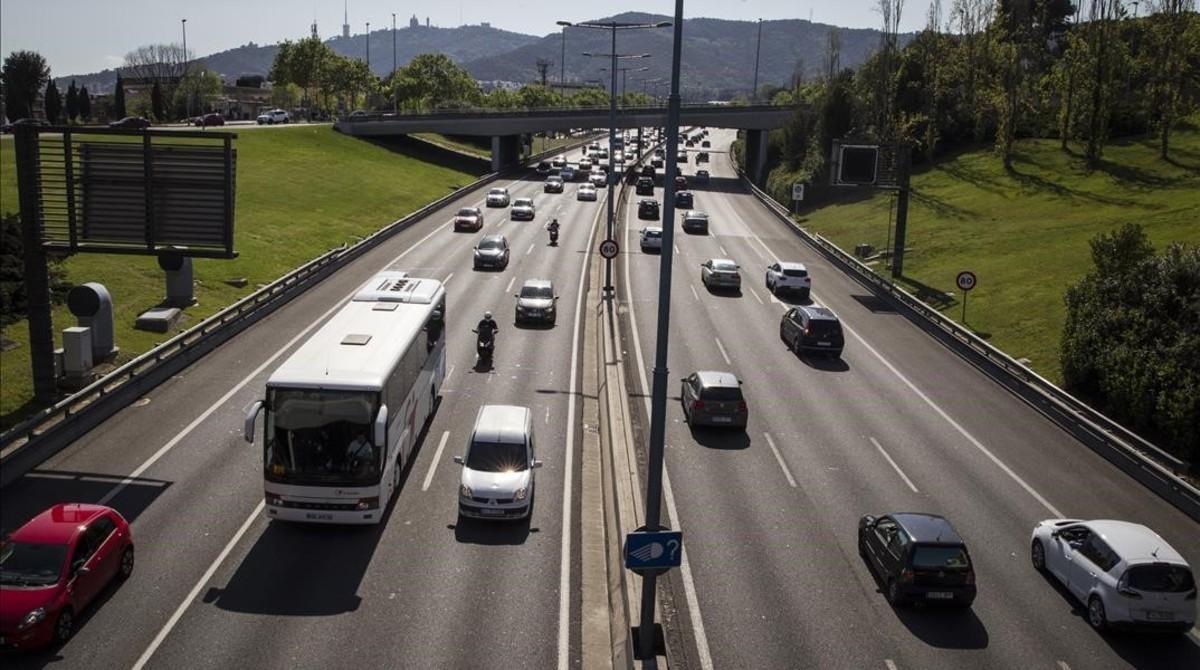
[782,268,808,277]
[712,261,737,272]
[643,230,662,238]
[700,386,743,402]
[808,320,841,336]
[912,545,971,569]
[1126,564,1196,593]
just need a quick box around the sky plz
[1,1,933,78]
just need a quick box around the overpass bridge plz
[334,103,797,181]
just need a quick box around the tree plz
[1081,0,1129,168]
[270,37,333,118]
[114,73,127,118]
[151,81,166,121]
[171,68,221,118]
[44,80,62,124]
[1,50,51,120]
[1143,1,1199,159]
[1062,224,1200,468]
[78,84,92,121]
[390,53,481,111]
[65,80,79,122]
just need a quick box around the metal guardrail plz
[340,103,790,123]
[0,136,595,487]
[732,161,1200,522]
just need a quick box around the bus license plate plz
[926,592,954,600]
[305,513,334,520]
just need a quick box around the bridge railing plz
[337,103,790,123]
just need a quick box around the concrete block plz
[135,307,182,333]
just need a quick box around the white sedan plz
[1031,519,1196,634]
[577,183,598,201]
[589,171,607,187]
[486,187,510,207]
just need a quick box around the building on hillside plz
[211,80,273,120]
[410,14,419,28]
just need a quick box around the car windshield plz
[644,230,662,238]
[0,541,66,587]
[1126,564,1195,593]
[478,239,504,250]
[466,441,529,472]
[912,545,971,569]
[489,189,506,196]
[520,285,553,299]
[265,388,380,485]
[700,386,743,401]
[457,208,477,217]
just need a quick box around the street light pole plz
[182,18,190,120]
[639,0,684,661]
[560,24,567,105]
[752,18,763,103]
[392,13,398,113]
[366,22,370,70]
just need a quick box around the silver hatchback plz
[701,258,741,291]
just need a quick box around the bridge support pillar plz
[744,129,770,187]
[491,135,522,172]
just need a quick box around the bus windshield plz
[265,388,381,485]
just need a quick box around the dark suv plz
[680,370,747,429]
[636,177,655,195]
[637,199,660,220]
[675,191,694,208]
[779,305,844,358]
[858,513,977,608]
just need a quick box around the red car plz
[0,504,134,650]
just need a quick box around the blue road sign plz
[624,530,683,574]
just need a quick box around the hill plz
[462,12,908,99]
[790,127,1200,385]
[56,24,540,93]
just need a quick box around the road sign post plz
[599,239,619,260]
[956,271,977,323]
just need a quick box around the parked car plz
[108,116,151,129]
[640,227,663,252]
[638,199,660,220]
[636,177,655,196]
[765,262,811,298]
[511,197,536,221]
[577,183,598,201]
[544,176,565,193]
[454,207,484,232]
[473,234,510,270]
[454,405,541,521]
[197,113,225,127]
[0,504,134,649]
[694,169,711,184]
[256,109,290,124]
[675,191,694,208]
[700,258,741,291]
[514,279,559,325]
[1031,519,1197,633]
[858,513,977,608]
[682,210,709,235]
[680,370,747,428]
[486,187,510,207]
[780,305,844,357]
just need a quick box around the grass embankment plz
[411,133,591,161]
[795,129,1200,384]
[0,126,483,428]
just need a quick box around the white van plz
[454,405,541,521]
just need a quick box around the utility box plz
[67,283,117,360]
[159,251,196,307]
[61,326,94,389]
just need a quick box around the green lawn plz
[795,129,1200,384]
[0,126,483,428]
[412,133,491,159]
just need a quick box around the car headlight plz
[19,607,47,630]
[460,484,473,498]
[514,487,528,501]
[473,250,482,256]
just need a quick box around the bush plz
[1061,223,1200,469]
[0,214,71,327]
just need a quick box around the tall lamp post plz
[181,18,189,119]
[752,18,763,103]
[392,13,398,113]
[555,22,569,105]
[640,0,685,661]
[601,65,650,101]
[366,22,371,70]
[562,18,668,295]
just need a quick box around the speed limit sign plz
[599,239,619,260]
[956,271,977,292]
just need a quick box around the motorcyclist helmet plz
[484,311,492,320]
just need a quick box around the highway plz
[2,127,1197,670]
[618,129,1200,669]
[1,144,605,669]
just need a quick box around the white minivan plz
[455,405,541,521]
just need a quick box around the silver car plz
[701,258,741,291]
[511,197,536,221]
[486,187,510,207]
[514,279,559,325]
[577,183,598,201]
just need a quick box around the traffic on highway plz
[2,127,1197,670]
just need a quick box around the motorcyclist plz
[547,218,561,244]
[476,311,498,342]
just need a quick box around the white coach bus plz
[243,271,446,524]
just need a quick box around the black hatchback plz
[638,199,660,220]
[858,513,977,608]
[779,305,844,358]
[636,177,655,195]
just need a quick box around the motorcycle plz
[472,328,495,365]
[549,228,559,245]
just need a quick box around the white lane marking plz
[505,276,516,293]
[443,271,454,285]
[869,437,919,494]
[545,406,551,424]
[131,501,264,670]
[1056,662,1070,670]
[444,364,456,384]
[623,208,714,670]
[558,177,604,670]
[885,661,899,670]
[690,284,700,302]
[526,242,535,256]
[674,243,680,255]
[763,433,797,488]
[422,431,452,491]
[82,475,165,486]
[838,317,1063,517]
[748,288,764,304]
[719,245,728,256]
[714,337,732,365]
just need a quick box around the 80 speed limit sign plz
[956,271,977,292]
